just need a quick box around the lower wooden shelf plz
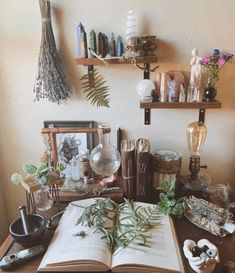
[140,100,222,125]
[140,100,222,109]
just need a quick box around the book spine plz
[121,149,136,200]
[136,151,151,202]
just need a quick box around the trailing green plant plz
[157,176,184,218]
[76,198,161,253]
[11,162,64,186]
[80,68,110,108]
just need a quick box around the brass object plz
[127,35,157,56]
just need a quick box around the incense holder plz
[183,239,219,273]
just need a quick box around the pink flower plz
[217,58,225,67]
[201,56,210,64]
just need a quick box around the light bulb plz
[186,121,207,156]
[182,121,210,192]
[137,79,155,97]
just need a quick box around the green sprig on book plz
[76,198,161,253]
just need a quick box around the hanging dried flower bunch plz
[34,0,70,103]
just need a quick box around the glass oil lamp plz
[182,121,211,191]
[89,124,121,185]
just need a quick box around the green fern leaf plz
[80,68,110,108]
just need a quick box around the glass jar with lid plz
[151,149,181,189]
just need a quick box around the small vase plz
[204,81,217,102]
[35,186,53,211]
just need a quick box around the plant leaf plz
[80,68,110,108]
[11,173,23,185]
[22,164,37,175]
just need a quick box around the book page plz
[111,202,182,273]
[38,198,112,271]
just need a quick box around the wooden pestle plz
[19,205,31,234]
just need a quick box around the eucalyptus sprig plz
[76,198,162,253]
[157,176,184,218]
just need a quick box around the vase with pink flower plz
[201,49,233,101]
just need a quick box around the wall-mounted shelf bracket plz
[88,65,94,86]
[198,108,206,123]
[144,108,151,125]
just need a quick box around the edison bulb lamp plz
[184,121,210,190]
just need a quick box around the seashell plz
[126,10,138,42]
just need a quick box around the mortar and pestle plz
[9,206,46,247]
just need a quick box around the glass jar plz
[151,149,181,189]
[79,149,92,178]
[89,124,121,177]
[35,186,53,211]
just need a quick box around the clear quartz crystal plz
[89,124,121,176]
[179,84,186,102]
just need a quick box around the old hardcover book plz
[38,198,184,273]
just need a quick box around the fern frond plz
[80,68,110,108]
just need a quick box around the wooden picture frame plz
[44,120,94,151]
[43,120,95,179]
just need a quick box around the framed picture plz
[43,120,95,179]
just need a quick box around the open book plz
[38,198,184,273]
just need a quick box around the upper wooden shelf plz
[140,100,222,109]
[75,56,158,65]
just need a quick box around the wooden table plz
[0,204,235,273]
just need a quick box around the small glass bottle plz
[79,149,92,179]
[90,123,121,177]
[35,186,53,211]
[71,156,80,180]
[187,85,194,102]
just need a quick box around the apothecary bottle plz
[89,124,121,176]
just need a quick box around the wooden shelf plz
[75,56,158,65]
[140,100,222,109]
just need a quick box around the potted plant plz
[11,162,64,211]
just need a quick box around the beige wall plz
[1,0,235,237]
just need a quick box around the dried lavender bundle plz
[34,0,70,103]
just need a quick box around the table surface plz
[0,203,235,273]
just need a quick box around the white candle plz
[160,72,167,102]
